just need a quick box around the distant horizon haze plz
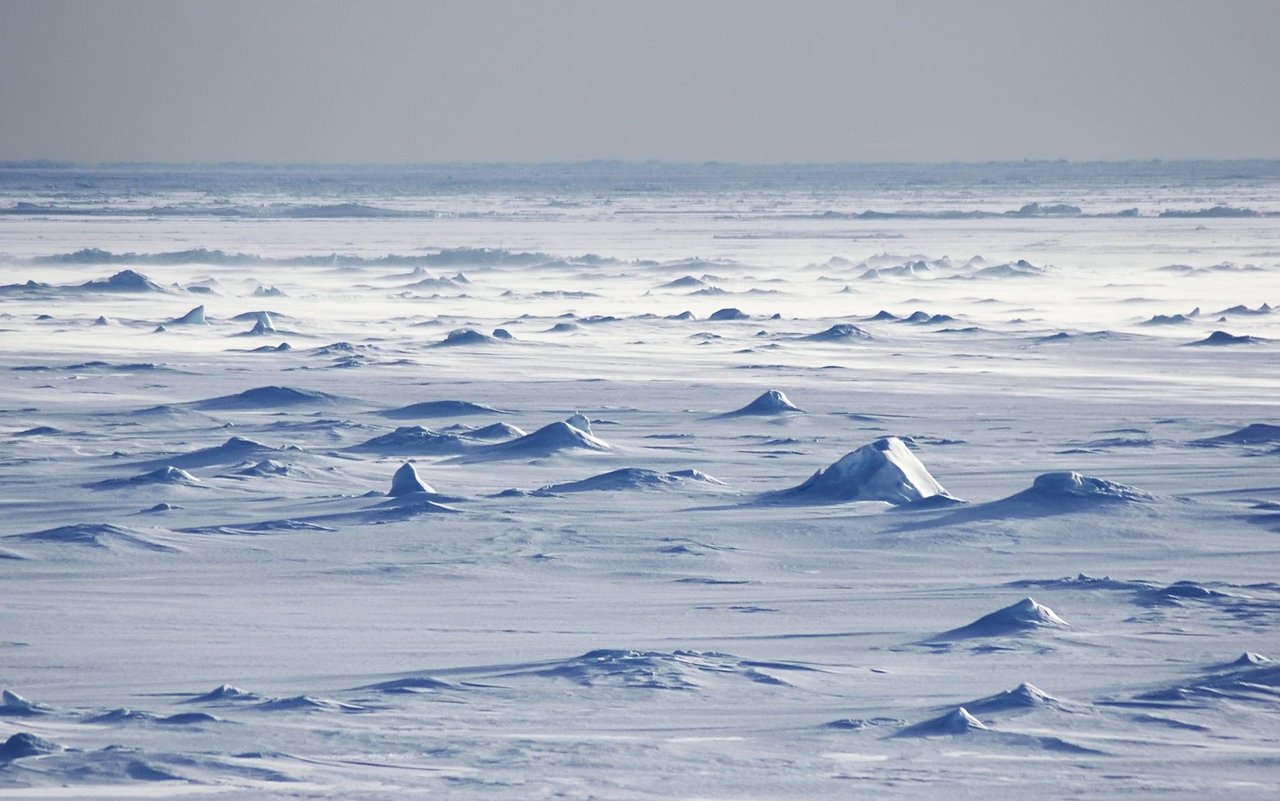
[2,0,1278,164]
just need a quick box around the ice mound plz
[803,323,872,341]
[389,462,435,496]
[459,420,610,461]
[719,389,804,417]
[508,649,797,690]
[1012,471,1155,504]
[74,269,166,293]
[231,459,293,477]
[381,399,508,419]
[12,523,179,553]
[1192,423,1280,446]
[765,437,953,506]
[896,706,988,737]
[961,683,1066,715]
[708,307,748,321]
[358,676,458,694]
[933,598,1070,640]
[0,689,50,717]
[90,465,202,489]
[458,422,526,441]
[565,412,593,434]
[659,275,709,289]
[185,684,261,703]
[253,695,367,713]
[0,732,64,761]
[536,467,725,494]
[151,436,278,469]
[168,305,206,325]
[900,310,955,324]
[350,426,470,455]
[194,385,338,410]
[971,260,1045,279]
[431,328,501,347]
[1188,330,1264,346]
[1131,653,1280,706]
[246,317,276,335]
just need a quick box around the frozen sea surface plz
[1,162,1278,798]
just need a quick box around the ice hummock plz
[764,436,954,505]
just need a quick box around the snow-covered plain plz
[1,162,1279,798]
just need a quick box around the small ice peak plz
[389,461,435,496]
[1007,597,1070,627]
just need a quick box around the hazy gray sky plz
[2,0,1278,164]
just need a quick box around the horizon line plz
[5,157,1280,171]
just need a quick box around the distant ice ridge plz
[764,436,955,506]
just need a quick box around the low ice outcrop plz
[932,598,1070,641]
[1010,472,1155,504]
[765,437,953,505]
[536,467,725,494]
[719,389,803,417]
[803,323,872,341]
[90,465,202,490]
[350,426,470,455]
[896,707,988,737]
[457,418,610,461]
[0,689,50,717]
[193,385,337,410]
[1192,423,1280,446]
[381,399,507,419]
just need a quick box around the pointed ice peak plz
[1004,598,1070,627]
[389,462,435,496]
[1230,652,1274,667]
[932,597,1070,641]
[249,314,276,335]
[171,305,207,325]
[897,706,988,737]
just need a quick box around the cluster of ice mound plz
[766,436,955,506]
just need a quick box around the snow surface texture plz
[1,162,1279,798]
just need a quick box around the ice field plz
[1,162,1278,798]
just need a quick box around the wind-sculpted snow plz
[10,523,180,553]
[3,162,1280,797]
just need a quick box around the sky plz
[2,0,1278,164]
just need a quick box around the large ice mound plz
[765,436,953,505]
